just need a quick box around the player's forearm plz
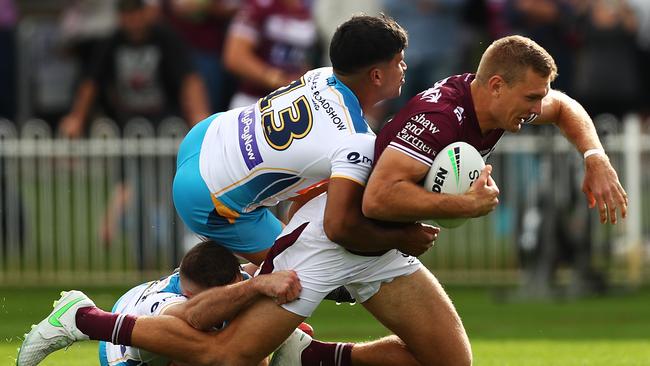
[362,181,475,222]
[551,90,604,154]
[324,213,414,252]
[223,35,284,90]
[168,281,261,331]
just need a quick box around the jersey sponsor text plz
[238,106,263,169]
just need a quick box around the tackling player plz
[95,240,300,366]
[171,14,434,268]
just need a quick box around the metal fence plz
[0,115,648,286]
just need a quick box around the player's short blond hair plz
[476,35,558,85]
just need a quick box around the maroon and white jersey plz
[229,0,317,97]
[374,73,504,167]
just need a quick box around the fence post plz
[623,114,642,285]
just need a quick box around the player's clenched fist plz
[398,223,440,257]
[465,165,500,217]
[253,270,302,304]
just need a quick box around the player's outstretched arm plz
[164,271,301,331]
[363,149,499,222]
[535,90,628,224]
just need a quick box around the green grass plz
[2,286,650,365]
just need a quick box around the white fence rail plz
[0,117,190,284]
[0,116,648,285]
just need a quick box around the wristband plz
[583,148,606,159]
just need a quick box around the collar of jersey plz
[328,74,368,134]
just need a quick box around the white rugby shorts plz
[259,197,422,317]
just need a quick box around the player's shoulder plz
[413,74,473,113]
[144,271,183,296]
[306,67,370,135]
[396,74,474,130]
[304,67,336,92]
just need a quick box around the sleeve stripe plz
[388,143,433,166]
[330,174,366,187]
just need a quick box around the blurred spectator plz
[160,0,240,112]
[516,141,608,299]
[223,0,318,108]
[480,0,513,40]
[59,0,118,76]
[58,0,211,250]
[458,0,491,70]
[505,0,577,93]
[0,0,17,120]
[59,0,210,138]
[382,0,467,119]
[572,0,640,118]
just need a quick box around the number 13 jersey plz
[199,67,376,213]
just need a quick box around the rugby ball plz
[423,141,485,228]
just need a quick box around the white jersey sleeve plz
[134,291,187,317]
[329,133,375,186]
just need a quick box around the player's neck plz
[335,74,381,113]
[470,79,498,135]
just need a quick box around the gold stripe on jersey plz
[211,167,301,197]
[328,86,354,132]
[211,195,241,224]
[330,174,366,187]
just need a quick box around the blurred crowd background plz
[0,0,649,296]
[1,0,649,129]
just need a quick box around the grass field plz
[1,285,649,365]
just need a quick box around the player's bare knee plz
[442,337,472,366]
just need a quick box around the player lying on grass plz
[17,240,302,366]
[98,241,304,366]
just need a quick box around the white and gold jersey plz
[100,272,186,366]
[199,67,375,213]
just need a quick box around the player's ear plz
[487,75,504,98]
[369,67,382,87]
